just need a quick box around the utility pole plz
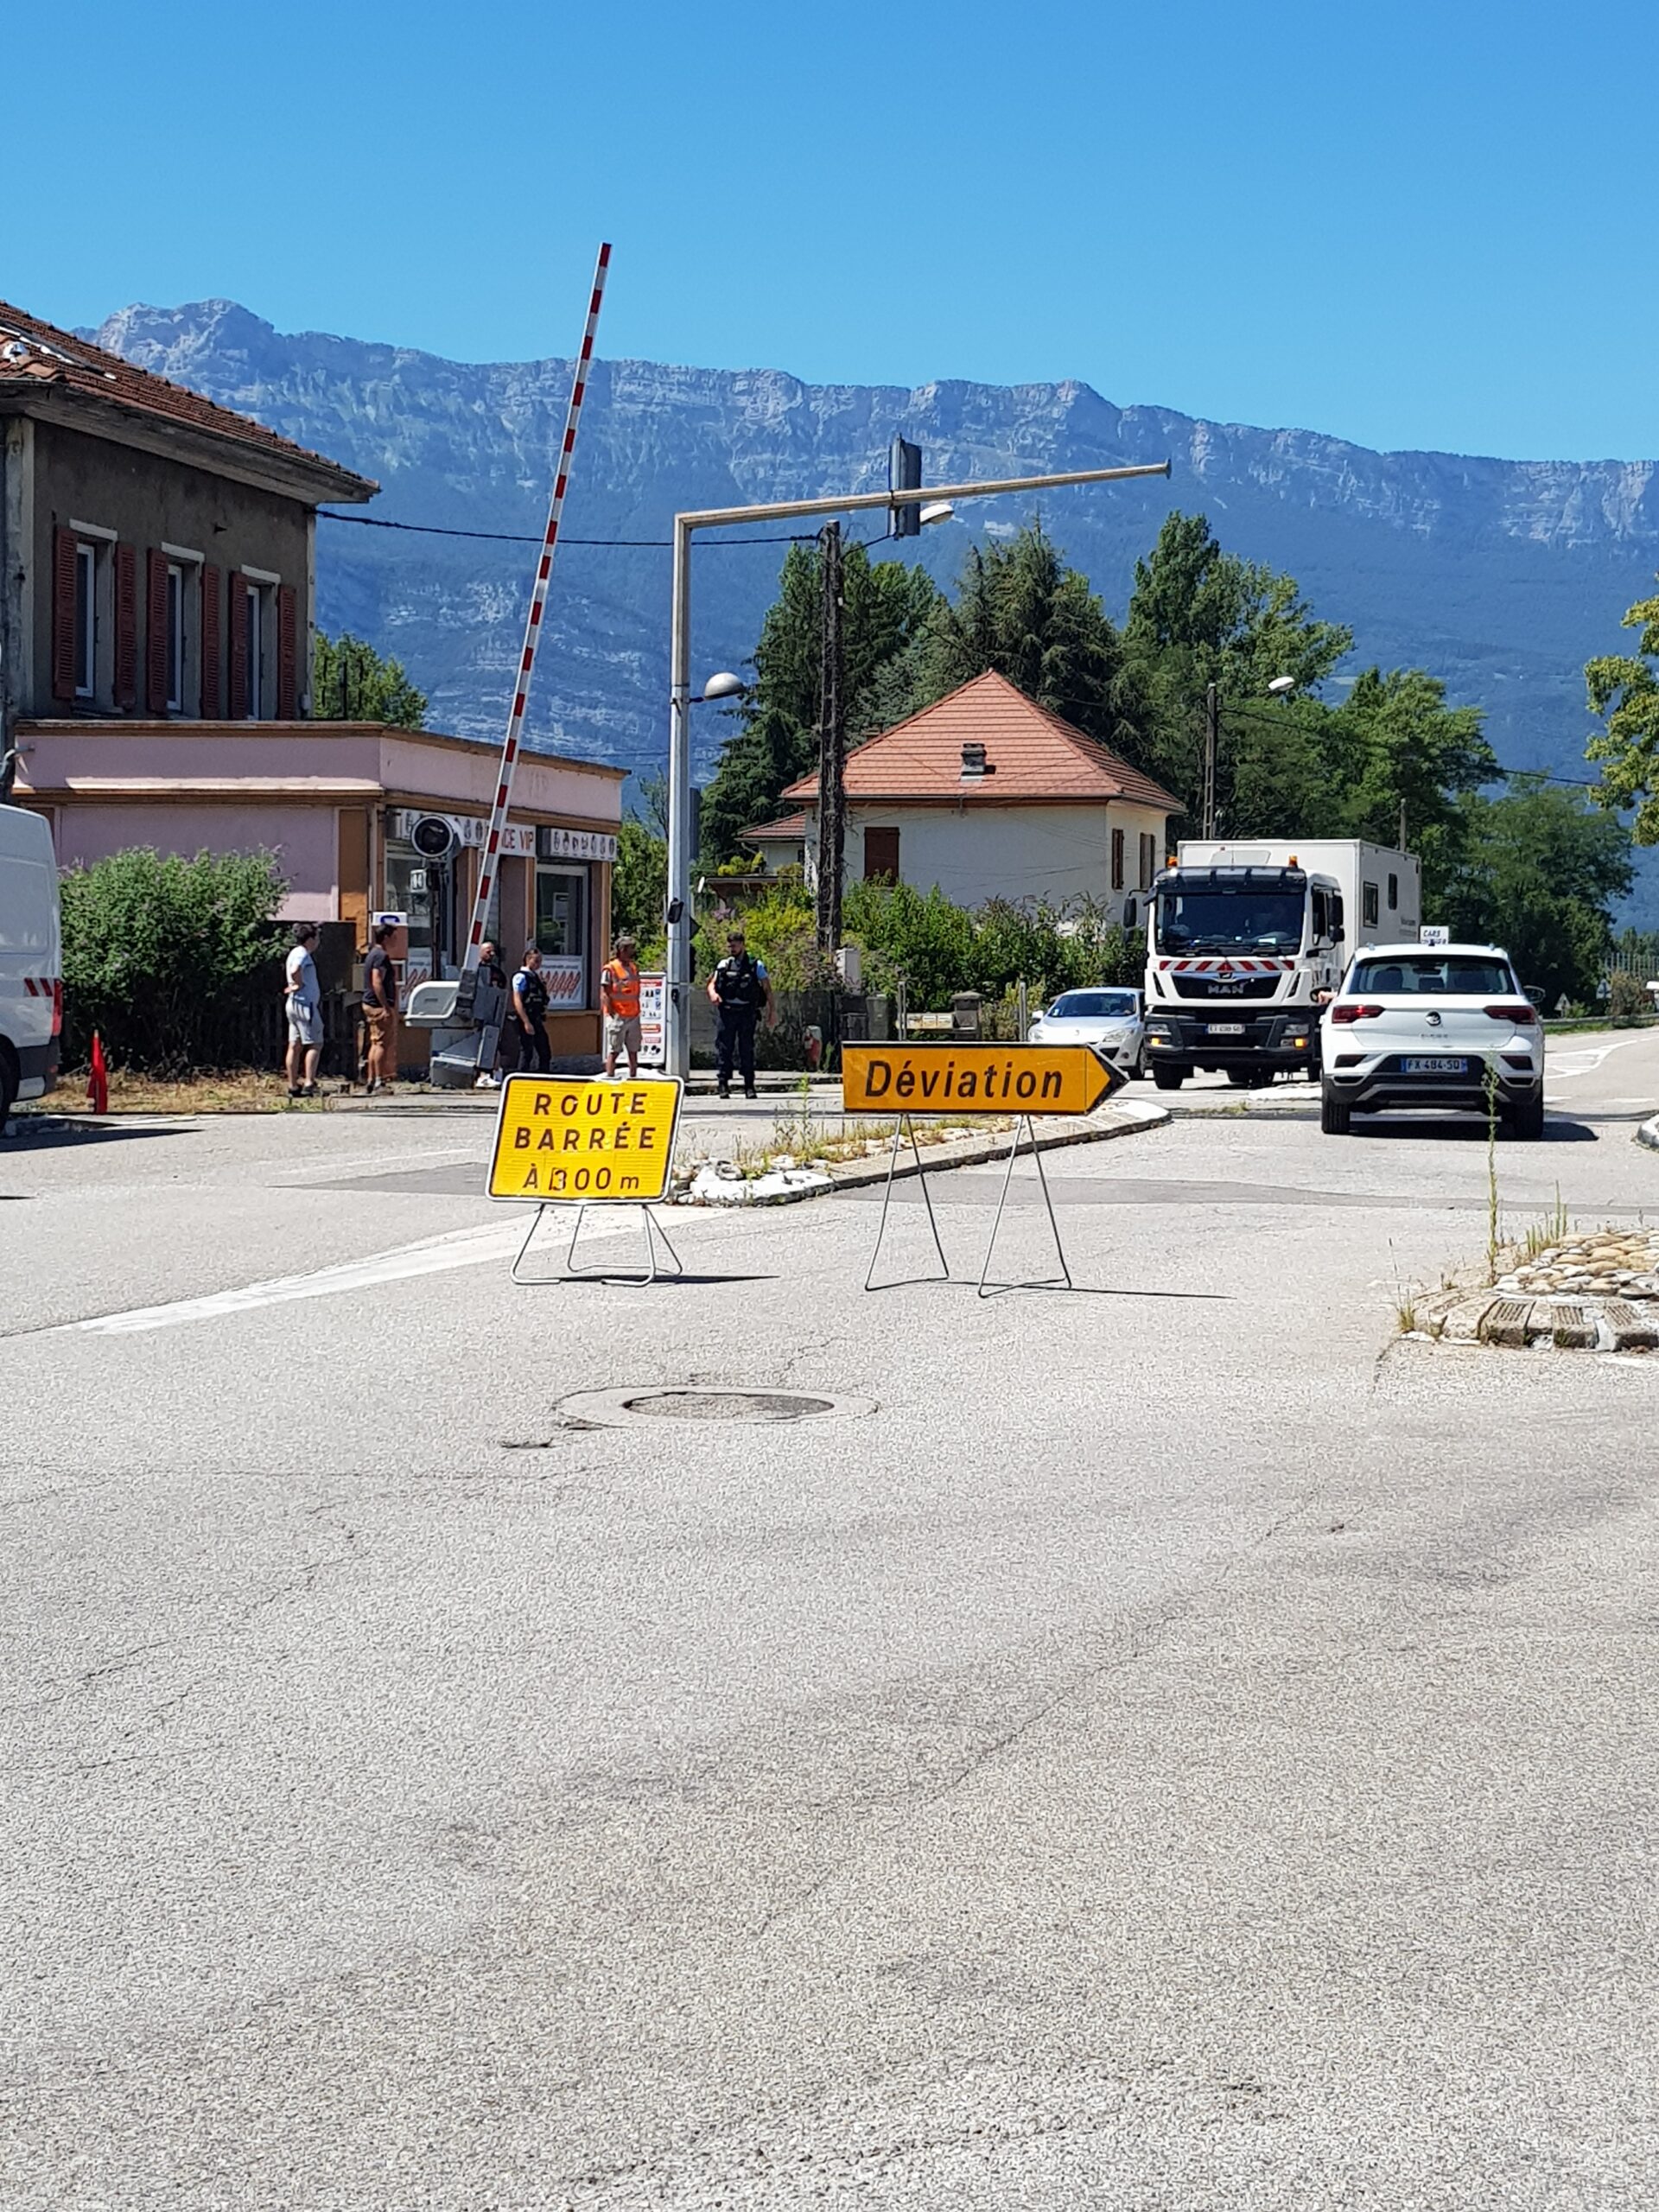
[815,520,845,962]
[1201,682,1220,839]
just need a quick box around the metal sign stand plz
[978,1116,1072,1299]
[864,1116,951,1292]
[512,1201,685,1287]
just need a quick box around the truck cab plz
[1142,861,1340,1089]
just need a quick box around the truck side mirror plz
[1331,895,1345,936]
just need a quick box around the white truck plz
[1141,838,1421,1090]
[0,804,62,1128]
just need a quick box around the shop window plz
[535,866,588,957]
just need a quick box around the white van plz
[0,805,61,1126]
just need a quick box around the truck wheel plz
[1508,1090,1546,1141]
[1320,1086,1351,1135]
[1152,1065,1185,1091]
[1226,1070,1254,1087]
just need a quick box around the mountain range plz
[92,300,1659,916]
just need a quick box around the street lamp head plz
[1266,675,1296,696]
[696,671,744,703]
[918,501,955,528]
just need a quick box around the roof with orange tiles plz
[0,300,377,502]
[780,671,1181,812]
[740,812,808,842]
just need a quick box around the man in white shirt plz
[284,924,323,1098]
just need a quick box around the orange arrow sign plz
[841,1043,1123,1117]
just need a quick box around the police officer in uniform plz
[706,927,776,1098]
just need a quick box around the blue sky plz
[10,0,1652,461]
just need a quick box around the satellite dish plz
[410,814,458,861]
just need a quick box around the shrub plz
[1606,969,1652,1026]
[60,847,289,1071]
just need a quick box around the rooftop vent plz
[960,742,995,781]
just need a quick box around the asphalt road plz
[3,1031,1658,2209]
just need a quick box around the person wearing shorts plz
[361,923,400,1094]
[601,932,643,1079]
[284,924,323,1098]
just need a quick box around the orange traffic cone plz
[87,1032,109,1116]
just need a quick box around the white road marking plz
[1547,1039,1630,1077]
[50,1213,637,1336]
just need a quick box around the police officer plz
[706,927,776,1099]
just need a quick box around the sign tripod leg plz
[864,1115,950,1292]
[512,1202,686,1287]
[978,1115,1073,1298]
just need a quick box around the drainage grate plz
[623,1389,836,1422]
[551,1386,877,1430]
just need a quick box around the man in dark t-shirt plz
[362,925,400,1093]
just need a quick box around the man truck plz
[1141,839,1421,1090]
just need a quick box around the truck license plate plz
[1207,1022,1245,1035]
[1403,1056,1467,1074]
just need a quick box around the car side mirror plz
[1524,985,1544,1008]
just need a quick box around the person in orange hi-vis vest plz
[601,932,644,1080]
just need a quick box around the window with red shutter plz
[1111,826,1125,892]
[52,528,79,702]
[228,580,249,720]
[276,585,297,720]
[145,549,169,715]
[114,544,138,709]
[200,566,221,716]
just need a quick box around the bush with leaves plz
[1606,969,1652,1026]
[60,847,289,1071]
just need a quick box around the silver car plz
[1028,987,1146,1077]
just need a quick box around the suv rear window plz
[1350,956,1515,995]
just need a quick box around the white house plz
[747,671,1180,924]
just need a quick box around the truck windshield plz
[1155,888,1306,955]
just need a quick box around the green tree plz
[1439,777,1633,1008]
[1586,576,1659,842]
[918,522,1146,759]
[313,630,428,727]
[60,847,289,1070]
[698,543,942,862]
[1122,511,1351,817]
[609,817,666,958]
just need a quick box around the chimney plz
[960,742,995,781]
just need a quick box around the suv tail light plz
[1329,1002,1383,1025]
[1484,1002,1538,1025]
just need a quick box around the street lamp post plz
[664,457,1173,1077]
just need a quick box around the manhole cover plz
[554,1386,877,1430]
[626,1389,835,1421]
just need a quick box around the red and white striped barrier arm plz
[461,242,611,976]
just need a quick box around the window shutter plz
[52,528,79,701]
[200,566,221,716]
[228,581,249,720]
[276,584,297,720]
[115,543,138,709]
[1111,826,1125,892]
[145,548,169,715]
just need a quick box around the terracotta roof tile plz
[781,671,1180,811]
[740,812,807,841]
[0,301,376,499]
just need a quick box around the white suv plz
[1319,943,1545,1139]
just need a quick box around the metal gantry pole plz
[460,243,611,1002]
[665,513,694,1079]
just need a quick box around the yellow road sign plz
[487,1074,683,1203]
[841,1043,1122,1117]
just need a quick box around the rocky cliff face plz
[95,300,1659,803]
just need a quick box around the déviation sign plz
[841,1044,1121,1118]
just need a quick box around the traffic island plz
[1409,1228,1659,1353]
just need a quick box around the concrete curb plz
[1637,1115,1659,1154]
[671,1099,1170,1207]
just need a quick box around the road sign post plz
[841,1044,1124,1294]
[487,1073,685,1284]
